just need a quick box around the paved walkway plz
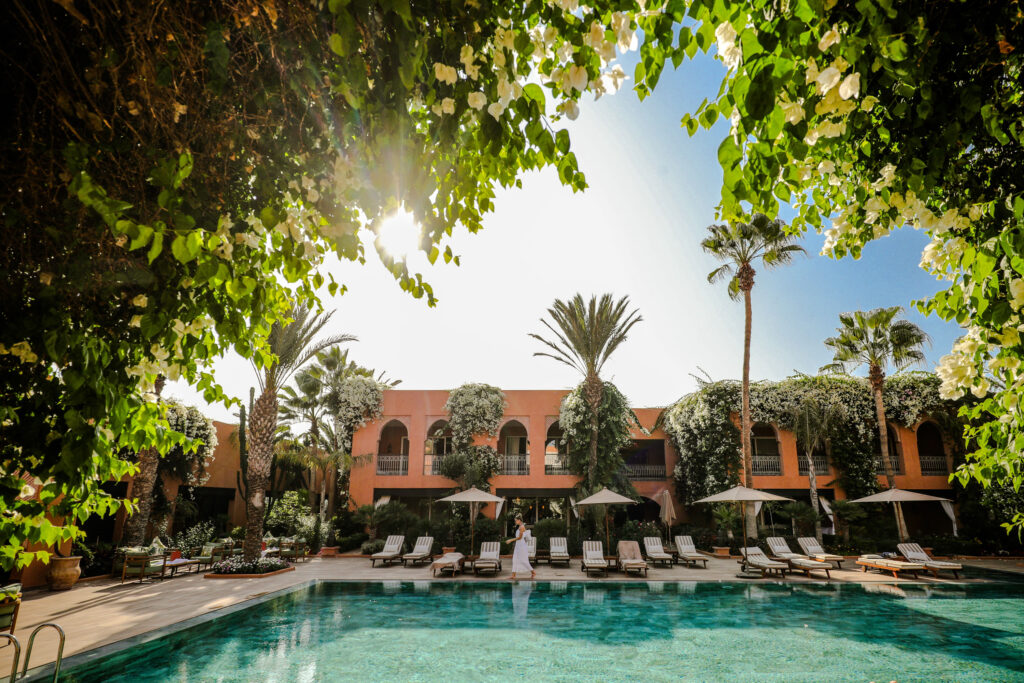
[2,555,1017,675]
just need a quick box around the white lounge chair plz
[473,541,503,575]
[740,547,789,578]
[430,552,465,577]
[766,537,805,561]
[370,535,405,567]
[642,537,674,567]
[856,554,924,579]
[797,537,845,568]
[897,543,962,579]
[549,537,571,566]
[674,535,709,568]
[766,538,832,579]
[402,536,434,566]
[526,535,537,562]
[617,540,649,576]
[581,540,607,576]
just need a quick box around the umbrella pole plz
[740,501,748,570]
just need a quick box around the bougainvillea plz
[559,381,641,494]
[445,383,506,451]
[664,374,964,504]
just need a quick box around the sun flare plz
[377,209,421,260]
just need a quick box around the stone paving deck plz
[2,555,1018,675]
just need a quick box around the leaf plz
[523,83,545,109]
[745,66,774,120]
[886,38,909,62]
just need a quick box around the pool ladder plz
[1,623,66,682]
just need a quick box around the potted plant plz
[46,541,83,591]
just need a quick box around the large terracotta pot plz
[47,555,82,591]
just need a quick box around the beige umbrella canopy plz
[657,489,677,540]
[437,487,505,553]
[848,488,953,541]
[694,486,793,562]
[576,488,638,551]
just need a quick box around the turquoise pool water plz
[60,580,1024,682]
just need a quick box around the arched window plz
[498,420,529,475]
[377,420,408,475]
[916,421,948,475]
[751,423,782,475]
[424,420,452,475]
[545,422,570,474]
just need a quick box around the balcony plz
[751,455,782,476]
[919,455,948,476]
[624,463,667,480]
[798,454,829,476]
[426,456,447,476]
[545,459,572,475]
[875,454,903,475]
[376,454,408,476]
[501,454,530,476]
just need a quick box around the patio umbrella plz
[575,487,637,551]
[694,486,793,564]
[437,487,505,553]
[657,489,677,541]
[847,488,953,541]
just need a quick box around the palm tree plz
[702,214,805,538]
[280,369,330,511]
[244,305,355,560]
[820,306,929,541]
[530,294,642,488]
[790,394,841,542]
[122,375,166,546]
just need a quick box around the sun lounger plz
[897,543,962,579]
[617,540,649,576]
[402,536,435,566]
[473,542,502,575]
[765,538,830,578]
[121,551,167,584]
[674,535,709,568]
[766,537,806,561]
[642,537,674,567]
[431,552,465,577]
[581,540,607,576]
[740,547,789,578]
[0,583,21,635]
[549,537,571,566]
[371,535,405,567]
[527,535,537,562]
[856,554,924,579]
[797,537,845,568]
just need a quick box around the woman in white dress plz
[506,515,535,580]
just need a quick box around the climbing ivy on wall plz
[559,381,642,495]
[664,373,963,504]
[438,383,506,490]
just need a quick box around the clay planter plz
[318,547,339,557]
[47,555,83,591]
[711,546,732,558]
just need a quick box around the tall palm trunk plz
[739,263,757,539]
[870,365,908,541]
[123,376,165,546]
[804,451,823,543]
[245,382,277,561]
[583,373,602,488]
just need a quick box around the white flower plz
[714,22,742,70]
[496,78,513,102]
[495,27,515,51]
[818,26,841,52]
[487,101,506,121]
[780,100,804,125]
[556,0,578,11]
[441,97,455,114]
[468,92,487,110]
[460,45,475,67]
[567,64,589,92]
[815,66,841,94]
[431,102,442,116]
[130,315,142,328]
[603,64,628,93]
[598,40,617,63]
[612,12,637,52]
[558,100,580,120]
[132,294,148,307]
[861,96,878,111]
[1010,279,1024,310]
[805,60,820,85]
[433,63,457,85]
[557,42,574,62]
[584,21,605,48]
[971,378,991,398]
[817,160,835,174]
[838,72,860,99]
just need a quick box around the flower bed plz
[209,557,291,575]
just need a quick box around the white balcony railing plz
[501,454,530,475]
[545,459,572,475]
[919,455,948,476]
[875,454,903,475]
[624,463,667,480]
[376,454,408,476]
[798,454,829,476]
[751,455,782,476]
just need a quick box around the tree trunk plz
[805,450,823,543]
[871,366,908,541]
[122,375,165,546]
[244,382,278,561]
[739,265,757,539]
[327,466,337,519]
[583,373,603,489]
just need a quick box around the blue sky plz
[168,51,963,422]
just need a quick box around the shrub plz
[211,557,290,575]
[532,518,568,549]
[229,525,246,542]
[169,521,216,553]
[336,532,368,552]
[614,520,662,545]
[265,491,314,536]
[332,507,364,537]
[375,501,422,539]
[361,539,386,555]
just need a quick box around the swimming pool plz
[55,580,1024,681]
